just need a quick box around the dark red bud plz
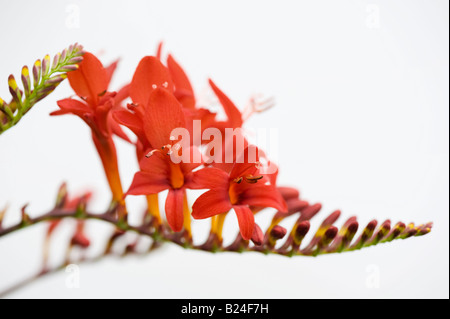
[251,224,264,246]
[300,203,322,220]
[270,225,287,240]
[295,221,310,239]
[277,187,300,201]
[71,233,90,248]
[347,222,359,234]
[325,226,338,240]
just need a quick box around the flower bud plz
[251,224,264,246]
[42,55,51,76]
[21,66,31,97]
[270,225,287,240]
[33,59,41,87]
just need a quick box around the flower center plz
[169,162,184,189]
[228,181,240,205]
[228,175,263,205]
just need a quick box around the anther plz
[245,175,263,184]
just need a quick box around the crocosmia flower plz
[51,52,129,215]
[124,88,201,232]
[191,146,287,240]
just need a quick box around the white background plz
[0,0,448,298]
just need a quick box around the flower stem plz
[92,133,127,220]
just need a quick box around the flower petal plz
[113,109,145,142]
[233,205,255,240]
[209,79,243,128]
[179,146,203,176]
[192,189,232,219]
[144,88,186,149]
[167,54,195,109]
[139,151,170,175]
[67,52,108,104]
[156,42,163,61]
[105,60,119,88]
[114,84,130,106]
[189,167,230,190]
[229,145,260,180]
[52,98,92,118]
[109,113,132,143]
[165,189,184,232]
[130,56,173,106]
[239,183,287,212]
[125,171,169,196]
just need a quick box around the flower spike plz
[0,43,434,297]
[0,43,85,135]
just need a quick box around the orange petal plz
[67,52,108,104]
[105,59,119,88]
[165,189,184,232]
[192,189,232,219]
[167,54,195,109]
[233,205,255,240]
[144,88,185,149]
[209,79,243,128]
[52,98,92,118]
[239,183,287,213]
[125,171,169,196]
[130,56,173,106]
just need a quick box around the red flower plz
[125,88,201,232]
[113,56,175,159]
[51,52,130,142]
[191,146,287,240]
[161,49,217,142]
[208,79,243,130]
[51,52,130,210]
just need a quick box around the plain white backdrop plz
[0,0,448,298]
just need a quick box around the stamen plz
[146,144,174,158]
[145,149,158,158]
[161,144,174,155]
[243,94,276,121]
[245,175,263,184]
[233,177,243,184]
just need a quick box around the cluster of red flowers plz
[52,46,301,244]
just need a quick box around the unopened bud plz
[33,59,41,86]
[251,224,264,246]
[46,73,67,85]
[294,221,310,244]
[300,203,322,220]
[59,64,79,72]
[71,233,90,248]
[55,183,68,209]
[270,225,287,240]
[60,49,67,62]
[68,56,84,64]
[0,205,7,228]
[21,66,31,97]
[52,52,61,69]
[277,187,300,201]
[42,55,51,76]
[324,226,338,241]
